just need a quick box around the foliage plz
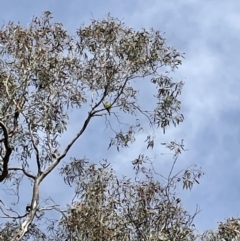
[0,10,185,240]
[0,11,236,241]
[53,153,203,241]
[200,218,240,241]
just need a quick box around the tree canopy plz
[0,11,240,241]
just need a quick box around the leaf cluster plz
[55,155,203,241]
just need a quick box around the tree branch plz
[0,121,13,182]
[8,167,36,180]
[40,111,94,180]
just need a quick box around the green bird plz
[103,101,111,115]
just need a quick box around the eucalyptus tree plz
[200,218,240,241]
[0,11,191,240]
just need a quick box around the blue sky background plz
[0,0,240,236]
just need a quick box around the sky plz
[0,0,240,236]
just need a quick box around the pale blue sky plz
[0,0,240,235]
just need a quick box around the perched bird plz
[103,101,111,115]
[26,204,31,212]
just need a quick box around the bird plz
[103,101,111,115]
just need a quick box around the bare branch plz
[8,167,35,180]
